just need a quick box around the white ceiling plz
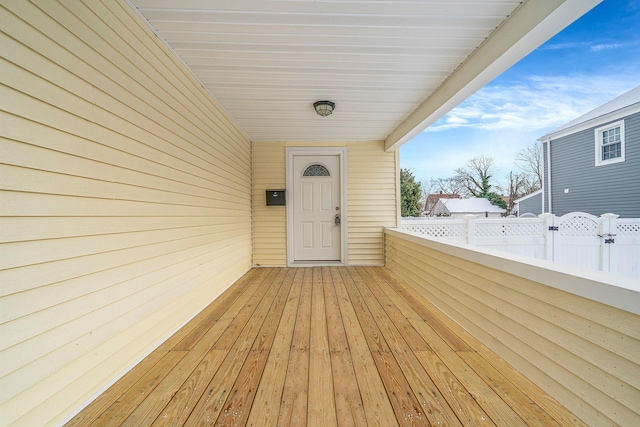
[129,0,599,148]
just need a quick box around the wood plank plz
[212,269,295,426]
[346,268,463,427]
[330,267,399,427]
[374,267,528,426]
[170,268,264,351]
[89,350,187,425]
[148,269,282,426]
[245,269,305,426]
[250,269,295,352]
[413,336,528,427]
[322,267,367,427]
[150,350,228,426]
[64,347,171,426]
[354,267,431,351]
[307,267,338,427]
[119,271,268,426]
[420,349,528,427]
[374,267,472,351]
[459,351,564,426]
[387,288,531,427]
[383,272,539,427]
[183,269,289,424]
[338,268,426,426]
[66,267,591,427]
[278,268,312,426]
[124,349,219,426]
[212,269,281,351]
[366,268,497,427]
[462,351,589,427]
[411,350,497,427]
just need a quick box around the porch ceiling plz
[128,0,599,149]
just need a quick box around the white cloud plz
[591,43,623,51]
[405,74,639,186]
[539,42,579,50]
[445,116,468,125]
[425,75,639,134]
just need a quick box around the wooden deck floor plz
[66,267,586,426]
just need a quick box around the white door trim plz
[287,147,348,266]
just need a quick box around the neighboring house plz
[502,195,514,215]
[514,189,543,216]
[423,191,460,215]
[539,85,640,217]
[430,198,506,218]
[2,2,626,426]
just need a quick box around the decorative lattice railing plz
[399,213,640,278]
[617,219,640,236]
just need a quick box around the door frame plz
[286,147,348,266]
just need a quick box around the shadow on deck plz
[66,266,584,426]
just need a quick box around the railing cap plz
[600,213,620,219]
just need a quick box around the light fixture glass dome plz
[313,100,335,116]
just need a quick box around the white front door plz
[292,154,341,261]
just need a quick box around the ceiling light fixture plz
[313,100,335,117]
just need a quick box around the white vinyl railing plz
[401,213,640,277]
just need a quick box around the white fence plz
[401,212,640,278]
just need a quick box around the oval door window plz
[302,164,330,177]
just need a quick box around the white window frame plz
[594,119,625,166]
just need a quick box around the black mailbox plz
[266,190,285,206]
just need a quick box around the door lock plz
[335,214,341,226]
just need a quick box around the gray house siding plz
[517,192,542,216]
[546,112,640,217]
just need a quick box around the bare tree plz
[515,143,543,190]
[420,178,437,214]
[433,176,466,196]
[502,171,530,214]
[454,155,495,197]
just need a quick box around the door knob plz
[335,214,341,226]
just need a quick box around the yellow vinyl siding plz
[385,230,640,427]
[252,141,397,266]
[0,1,251,425]
[346,141,398,265]
[252,142,288,266]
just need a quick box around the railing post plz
[599,213,619,273]
[464,214,476,245]
[539,213,556,261]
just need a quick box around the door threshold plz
[289,261,344,267]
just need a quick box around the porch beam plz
[384,0,602,152]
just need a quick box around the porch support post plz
[540,213,556,261]
[464,214,477,246]
[599,213,619,273]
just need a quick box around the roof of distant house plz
[440,198,506,213]
[539,85,640,140]
[426,192,460,202]
[428,192,460,198]
[513,189,542,204]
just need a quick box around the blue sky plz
[400,0,640,188]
